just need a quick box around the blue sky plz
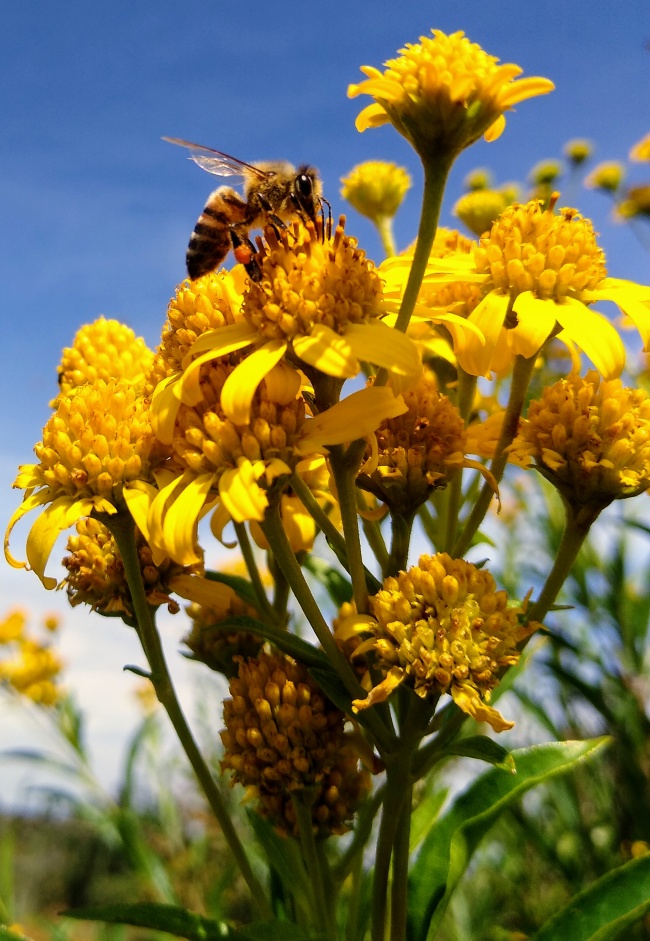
[2,0,650,797]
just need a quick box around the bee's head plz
[292,166,320,222]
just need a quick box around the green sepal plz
[531,853,650,941]
[409,737,610,941]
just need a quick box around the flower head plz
[396,197,650,378]
[160,218,422,427]
[348,29,554,161]
[62,517,195,617]
[337,553,536,732]
[585,161,624,193]
[453,188,512,237]
[5,380,160,587]
[340,161,411,223]
[53,317,154,406]
[508,371,650,509]
[0,610,63,706]
[221,651,370,835]
[563,138,593,167]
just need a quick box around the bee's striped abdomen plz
[185,187,248,281]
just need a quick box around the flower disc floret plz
[344,553,535,731]
[509,371,650,508]
[54,317,154,405]
[348,29,554,159]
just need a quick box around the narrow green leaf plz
[208,616,330,670]
[0,927,33,941]
[409,737,610,941]
[302,556,355,605]
[230,922,325,940]
[443,736,515,771]
[61,902,226,940]
[531,854,650,941]
[306,667,355,717]
[204,570,260,608]
[245,811,312,905]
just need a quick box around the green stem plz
[99,509,272,921]
[385,511,414,577]
[526,501,601,624]
[375,214,397,258]
[260,504,395,754]
[443,368,478,552]
[390,781,413,941]
[329,445,369,614]
[233,520,279,625]
[453,352,537,557]
[363,517,389,575]
[292,790,336,941]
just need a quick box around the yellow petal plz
[354,103,390,132]
[218,459,268,523]
[185,321,258,362]
[5,490,54,569]
[509,292,558,357]
[451,683,514,732]
[499,76,555,107]
[345,322,423,382]
[293,324,359,379]
[150,375,183,445]
[221,339,287,424]
[352,666,404,711]
[209,500,237,548]
[168,573,235,612]
[554,297,625,379]
[456,291,509,377]
[263,360,302,405]
[162,472,214,565]
[148,470,193,563]
[27,495,96,589]
[593,288,650,351]
[483,113,506,143]
[122,480,158,541]
[296,387,407,454]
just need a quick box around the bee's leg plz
[256,194,287,234]
[230,227,263,281]
[318,196,332,240]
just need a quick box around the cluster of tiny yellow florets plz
[184,594,263,678]
[243,219,385,341]
[22,380,157,501]
[509,371,650,507]
[474,200,607,301]
[358,373,466,514]
[62,517,193,616]
[340,161,412,222]
[0,610,62,706]
[54,317,154,405]
[221,651,369,835]
[345,554,534,731]
[145,269,246,393]
[453,189,513,237]
[172,363,305,481]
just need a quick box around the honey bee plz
[164,136,326,280]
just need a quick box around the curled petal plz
[293,324,359,379]
[510,292,558,358]
[150,375,183,445]
[451,683,514,732]
[296,387,407,455]
[162,472,214,565]
[218,459,268,523]
[555,297,625,379]
[221,339,287,424]
[28,495,99,589]
[345,321,423,383]
[168,573,235,612]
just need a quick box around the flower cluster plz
[0,610,62,706]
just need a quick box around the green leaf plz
[204,570,260,609]
[230,922,325,940]
[409,737,610,941]
[61,902,227,940]
[302,556,354,606]
[209,616,330,670]
[531,854,650,941]
[245,811,312,909]
[443,736,515,771]
[0,927,34,941]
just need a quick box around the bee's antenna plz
[318,196,332,240]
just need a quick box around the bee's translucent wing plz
[162,137,269,180]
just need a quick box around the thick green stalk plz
[390,781,413,941]
[329,445,369,614]
[442,368,478,552]
[99,509,272,920]
[454,352,537,557]
[385,511,414,578]
[232,520,280,625]
[292,791,336,941]
[526,502,601,624]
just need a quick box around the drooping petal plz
[221,339,287,424]
[263,360,302,405]
[554,297,625,379]
[588,282,650,351]
[509,291,558,357]
[345,321,423,382]
[27,495,96,589]
[168,573,236,612]
[162,472,215,565]
[218,459,268,523]
[122,480,159,541]
[483,113,506,142]
[5,490,55,568]
[354,102,390,132]
[451,683,514,732]
[292,324,359,379]
[150,375,183,444]
[209,500,237,548]
[456,290,509,376]
[184,321,258,362]
[296,386,408,454]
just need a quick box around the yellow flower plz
[563,138,593,167]
[585,161,624,193]
[630,133,650,162]
[0,613,63,706]
[62,516,198,617]
[453,189,512,237]
[358,371,483,515]
[221,651,370,836]
[340,161,411,222]
[617,185,650,220]
[464,168,494,191]
[145,267,247,395]
[529,160,563,187]
[336,553,537,732]
[348,29,554,160]
[388,198,650,378]
[53,317,154,407]
[160,218,423,428]
[0,609,26,643]
[508,371,650,509]
[5,380,160,588]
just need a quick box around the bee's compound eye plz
[296,174,313,197]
